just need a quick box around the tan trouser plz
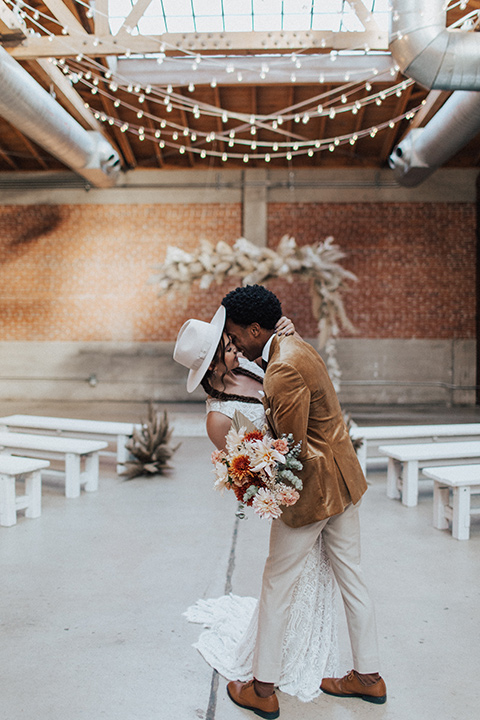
[252,501,380,683]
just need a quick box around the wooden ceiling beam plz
[94,0,111,37]
[399,89,450,136]
[379,84,414,164]
[8,29,388,60]
[344,102,367,160]
[29,58,105,133]
[98,91,135,169]
[0,0,27,40]
[144,98,164,168]
[115,0,154,42]
[0,137,19,169]
[41,0,87,35]
[11,126,49,169]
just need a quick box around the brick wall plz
[0,204,242,341]
[0,201,476,342]
[267,202,476,339]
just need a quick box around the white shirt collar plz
[262,333,275,364]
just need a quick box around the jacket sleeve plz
[264,363,311,456]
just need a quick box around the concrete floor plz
[1,400,480,720]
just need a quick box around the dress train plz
[184,534,339,703]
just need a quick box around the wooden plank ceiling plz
[0,0,479,175]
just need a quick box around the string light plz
[2,0,426,165]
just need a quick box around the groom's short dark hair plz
[222,285,282,329]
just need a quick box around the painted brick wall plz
[267,202,476,339]
[0,204,242,341]
[0,201,476,342]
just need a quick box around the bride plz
[174,306,339,704]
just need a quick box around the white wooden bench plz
[378,441,480,507]
[0,415,138,473]
[423,465,480,541]
[0,432,108,499]
[350,424,480,475]
[0,456,50,527]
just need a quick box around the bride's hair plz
[200,335,263,405]
[201,369,263,405]
[200,334,227,394]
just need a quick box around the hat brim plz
[186,305,226,392]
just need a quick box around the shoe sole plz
[227,686,280,719]
[322,688,387,704]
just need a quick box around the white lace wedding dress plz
[185,358,339,703]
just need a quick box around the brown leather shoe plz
[227,680,280,719]
[321,670,387,704]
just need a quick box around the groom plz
[221,285,386,718]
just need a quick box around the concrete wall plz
[0,338,475,406]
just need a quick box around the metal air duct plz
[0,46,121,187]
[388,0,480,186]
[389,91,480,186]
[389,0,480,90]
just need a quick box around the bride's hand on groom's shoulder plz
[275,316,301,339]
[276,316,295,336]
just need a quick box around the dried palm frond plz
[150,234,357,388]
[122,404,179,479]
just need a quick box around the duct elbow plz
[389,130,435,187]
[84,132,121,180]
[389,0,480,90]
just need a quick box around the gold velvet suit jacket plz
[262,334,367,528]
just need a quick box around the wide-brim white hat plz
[173,305,226,392]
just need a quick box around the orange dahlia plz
[230,454,253,485]
[244,430,264,442]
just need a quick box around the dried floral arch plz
[152,236,357,389]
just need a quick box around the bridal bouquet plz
[211,425,303,520]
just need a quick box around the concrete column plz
[242,169,267,247]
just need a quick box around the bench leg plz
[452,486,471,541]
[24,470,42,519]
[433,482,450,530]
[386,458,401,499]
[83,452,99,492]
[116,434,129,474]
[0,474,17,526]
[402,460,419,507]
[356,440,367,478]
[65,453,81,498]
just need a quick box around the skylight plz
[108,0,391,37]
